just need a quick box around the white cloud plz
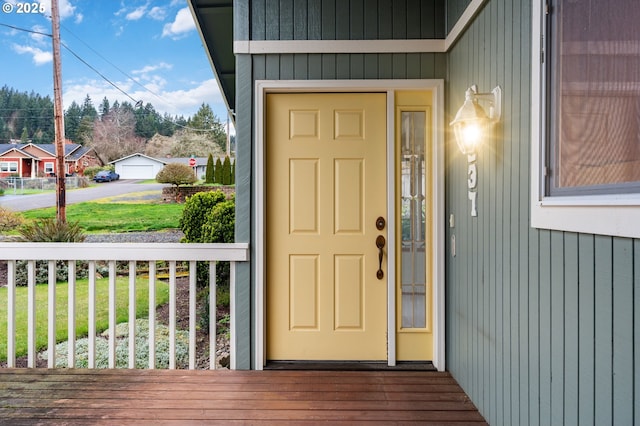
[116,4,165,22]
[126,5,147,21]
[30,25,49,44]
[63,78,226,119]
[162,8,196,39]
[12,44,52,65]
[132,62,173,75]
[148,6,166,21]
[38,0,79,21]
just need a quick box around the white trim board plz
[254,79,446,372]
[235,0,486,55]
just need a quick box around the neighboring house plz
[189,1,640,424]
[110,154,229,180]
[111,153,167,179]
[0,142,101,177]
[163,157,209,180]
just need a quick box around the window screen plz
[547,0,640,195]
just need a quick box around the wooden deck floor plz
[0,369,486,425]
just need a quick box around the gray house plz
[189,1,640,424]
[111,154,224,180]
[111,153,167,179]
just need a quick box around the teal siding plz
[251,53,446,80]
[446,0,640,424]
[250,0,446,40]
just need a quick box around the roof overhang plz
[188,0,235,124]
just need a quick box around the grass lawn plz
[21,202,184,233]
[0,277,170,361]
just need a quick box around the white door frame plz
[254,79,446,371]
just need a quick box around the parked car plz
[93,170,120,182]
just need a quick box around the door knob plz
[376,235,385,279]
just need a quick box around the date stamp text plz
[2,2,46,14]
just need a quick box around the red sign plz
[189,158,196,167]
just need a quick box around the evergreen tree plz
[214,157,223,184]
[81,95,98,121]
[99,97,110,119]
[205,153,214,183]
[64,101,82,141]
[134,103,162,139]
[221,155,232,185]
[188,103,227,152]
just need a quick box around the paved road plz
[0,180,168,212]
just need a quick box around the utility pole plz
[51,0,66,224]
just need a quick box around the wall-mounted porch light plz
[450,85,502,217]
[449,85,502,154]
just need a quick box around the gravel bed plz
[84,229,184,243]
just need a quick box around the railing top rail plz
[0,242,249,262]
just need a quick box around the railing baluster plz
[7,260,16,368]
[128,260,136,369]
[148,261,156,369]
[27,260,35,368]
[47,260,56,368]
[88,260,96,368]
[169,260,176,369]
[209,261,217,370]
[67,260,76,368]
[189,260,196,370]
[108,260,116,368]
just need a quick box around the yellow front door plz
[266,93,387,360]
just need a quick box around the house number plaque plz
[467,153,478,217]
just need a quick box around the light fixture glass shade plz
[450,90,490,155]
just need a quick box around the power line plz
[0,22,224,133]
[60,40,140,105]
[0,22,140,104]
[59,22,169,105]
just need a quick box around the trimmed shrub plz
[179,191,227,243]
[156,163,197,187]
[202,197,235,243]
[180,191,235,330]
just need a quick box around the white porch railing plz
[0,242,249,370]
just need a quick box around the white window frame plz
[0,162,17,172]
[44,162,54,174]
[531,1,640,238]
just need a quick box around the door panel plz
[266,93,387,361]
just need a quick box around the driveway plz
[0,180,168,212]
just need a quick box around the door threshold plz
[265,361,436,371]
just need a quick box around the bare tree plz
[91,105,145,163]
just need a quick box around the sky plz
[0,0,230,124]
